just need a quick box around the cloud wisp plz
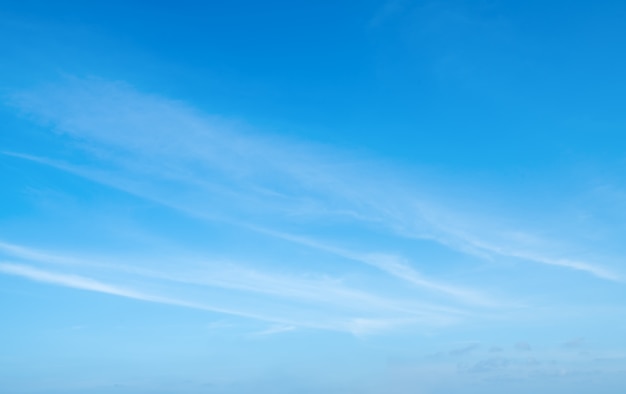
[0,241,468,334]
[0,261,368,332]
[250,226,496,306]
[6,77,619,286]
[3,77,623,340]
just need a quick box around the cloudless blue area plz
[1,1,626,393]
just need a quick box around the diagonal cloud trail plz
[1,150,500,305]
[5,76,620,303]
[0,261,429,334]
[248,226,497,306]
[0,242,471,330]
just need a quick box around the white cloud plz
[7,77,619,285]
[4,77,623,343]
[0,261,408,334]
[0,239,467,335]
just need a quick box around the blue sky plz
[1,1,626,393]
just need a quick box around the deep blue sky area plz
[1,1,626,393]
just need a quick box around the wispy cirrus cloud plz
[0,150,504,308]
[6,78,619,285]
[250,226,496,306]
[0,240,466,334]
[0,262,156,301]
[0,260,423,334]
[2,77,621,341]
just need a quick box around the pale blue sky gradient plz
[1,1,626,393]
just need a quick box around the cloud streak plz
[3,77,623,343]
[251,226,496,306]
[6,77,619,285]
[0,261,415,334]
[0,150,499,306]
[0,240,467,334]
